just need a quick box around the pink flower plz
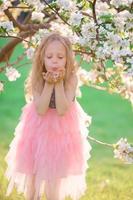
[5,67,21,81]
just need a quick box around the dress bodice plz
[49,88,56,108]
[49,88,75,109]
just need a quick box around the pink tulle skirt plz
[5,99,92,200]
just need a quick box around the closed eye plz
[46,56,64,59]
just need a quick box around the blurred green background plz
[0,38,133,200]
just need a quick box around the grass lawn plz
[0,39,133,200]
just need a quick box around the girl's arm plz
[55,73,78,116]
[33,82,54,115]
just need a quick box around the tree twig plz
[87,135,114,148]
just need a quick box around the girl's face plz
[44,40,67,72]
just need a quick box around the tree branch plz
[92,0,99,41]
[74,49,95,57]
[43,0,71,26]
[0,15,52,63]
[81,11,93,18]
[0,31,34,63]
[4,8,23,30]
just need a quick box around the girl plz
[4,32,92,200]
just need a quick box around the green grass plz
[0,39,133,200]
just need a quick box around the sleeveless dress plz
[4,88,92,200]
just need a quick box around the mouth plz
[51,67,59,71]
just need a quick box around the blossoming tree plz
[0,0,133,163]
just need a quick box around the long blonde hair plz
[24,32,78,102]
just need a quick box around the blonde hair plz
[24,32,78,102]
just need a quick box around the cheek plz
[61,58,67,67]
[44,58,49,64]
[44,59,51,67]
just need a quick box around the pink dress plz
[5,88,92,200]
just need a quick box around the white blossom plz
[5,67,21,81]
[95,1,110,16]
[96,43,112,59]
[111,50,124,63]
[50,21,75,43]
[0,21,14,31]
[26,47,35,59]
[77,68,98,86]
[31,11,45,22]
[111,0,133,8]
[25,0,45,11]
[107,33,122,48]
[114,138,133,164]
[121,72,133,90]
[125,13,133,31]
[120,48,132,57]
[77,37,88,46]
[0,0,12,11]
[69,12,83,26]
[56,0,76,11]
[26,0,37,4]
[81,22,97,40]
[114,11,132,32]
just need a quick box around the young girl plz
[4,32,92,200]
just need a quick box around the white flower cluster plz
[69,12,83,26]
[56,0,76,11]
[77,68,98,87]
[0,21,14,31]
[113,10,131,31]
[120,72,133,104]
[0,0,12,11]
[31,11,45,22]
[111,0,133,8]
[95,32,133,63]
[26,0,45,21]
[77,22,98,46]
[26,0,45,12]
[26,47,35,59]
[95,1,110,16]
[50,21,78,44]
[114,138,133,164]
[5,67,21,81]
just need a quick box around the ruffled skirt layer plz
[5,100,92,200]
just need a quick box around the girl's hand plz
[53,68,65,83]
[42,68,66,84]
[42,71,55,84]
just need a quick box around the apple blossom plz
[31,11,45,22]
[113,138,133,164]
[5,67,21,81]
[0,21,14,31]
[26,47,35,59]
[69,12,83,26]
